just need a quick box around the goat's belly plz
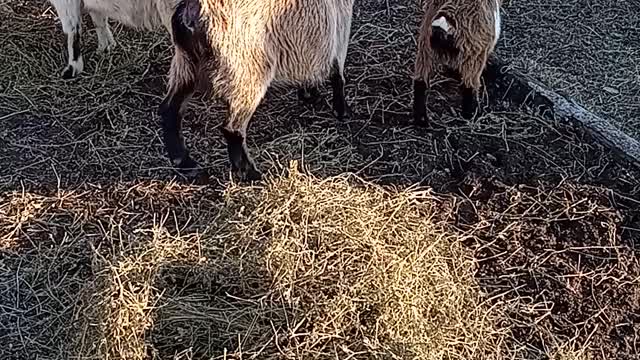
[82,0,163,30]
[271,31,337,83]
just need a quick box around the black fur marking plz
[413,79,428,125]
[158,80,206,182]
[220,128,262,182]
[461,85,477,120]
[182,0,201,29]
[330,60,350,120]
[431,26,459,59]
[72,24,81,61]
[172,0,204,59]
[62,66,75,80]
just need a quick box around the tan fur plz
[414,0,502,91]
[168,0,355,134]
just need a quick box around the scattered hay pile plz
[2,162,637,360]
[149,162,512,359]
[0,163,514,359]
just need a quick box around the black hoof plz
[62,66,76,80]
[334,101,351,121]
[413,105,429,127]
[461,107,477,120]
[334,108,350,121]
[176,157,210,185]
[232,165,262,183]
[243,167,263,182]
[297,87,323,105]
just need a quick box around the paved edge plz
[484,58,640,168]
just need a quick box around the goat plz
[413,0,502,123]
[47,0,179,79]
[158,0,355,183]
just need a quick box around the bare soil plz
[498,0,640,140]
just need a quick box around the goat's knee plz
[90,12,116,53]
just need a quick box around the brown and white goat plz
[159,0,355,182]
[48,0,179,79]
[413,0,502,123]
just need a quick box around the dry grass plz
[1,163,512,359]
[1,0,640,359]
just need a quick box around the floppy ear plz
[181,0,201,30]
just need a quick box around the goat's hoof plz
[334,103,352,121]
[62,65,79,79]
[97,42,116,54]
[243,167,263,182]
[176,158,210,185]
[415,117,429,127]
[231,162,262,183]
[413,108,429,127]
[461,109,477,120]
[297,88,323,105]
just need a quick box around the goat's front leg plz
[158,50,208,184]
[460,56,487,120]
[51,0,84,78]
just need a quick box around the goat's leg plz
[51,0,83,79]
[412,77,429,125]
[158,50,207,183]
[222,88,268,182]
[460,56,487,120]
[89,12,116,53]
[330,59,350,120]
[412,14,436,126]
[460,84,478,120]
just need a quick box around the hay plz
[0,164,515,359]
[218,162,509,358]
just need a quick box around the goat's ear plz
[182,0,201,28]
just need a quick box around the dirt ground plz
[1,1,640,359]
[498,0,640,140]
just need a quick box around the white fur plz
[493,3,502,47]
[48,0,178,78]
[432,16,451,33]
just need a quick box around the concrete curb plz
[484,58,640,168]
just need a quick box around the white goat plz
[48,0,178,78]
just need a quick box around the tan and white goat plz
[159,0,355,182]
[413,0,502,123]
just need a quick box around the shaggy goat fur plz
[413,0,502,123]
[48,0,179,79]
[159,0,355,183]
